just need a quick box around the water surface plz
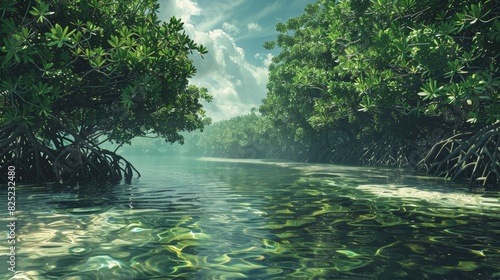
[3,156,500,279]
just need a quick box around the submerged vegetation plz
[135,0,500,188]
[9,158,500,279]
[0,0,211,184]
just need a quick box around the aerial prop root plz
[0,125,58,183]
[0,124,140,184]
[329,134,411,168]
[418,123,500,187]
[52,138,141,184]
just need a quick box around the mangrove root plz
[418,123,500,187]
[0,124,140,185]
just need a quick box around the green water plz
[2,156,500,279]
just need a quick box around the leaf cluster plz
[0,0,211,146]
[260,0,500,162]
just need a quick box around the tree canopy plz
[261,0,500,186]
[0,0,211,184]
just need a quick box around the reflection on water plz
[2,156,500,279]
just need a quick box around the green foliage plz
[0,0,211,146]
[194,113,274,158]
[261,0,500,165]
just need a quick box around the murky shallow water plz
[2,156,500,279]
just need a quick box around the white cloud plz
[156,0,269,122]
[158,0,200,23]
[222,22,240,35]
[255,53,274,68]
[188,29,268,121]
[247,22,262,32]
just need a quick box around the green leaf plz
[467,111,478,123]
[29,0,54,23]
[45,23,76,48]
[0,0,17,14]
[418,79,443,100]
[107,35,120,48]
[32,82,51,96]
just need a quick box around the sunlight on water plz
[356,184,500,210]
[2,156,500,279]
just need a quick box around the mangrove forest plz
[1,0,500,188]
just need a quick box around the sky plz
[157,0,316,122]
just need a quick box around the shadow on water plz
[2,156,500,279]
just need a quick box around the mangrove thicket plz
[0,0,211,184]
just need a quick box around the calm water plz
[2,156,500,279]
